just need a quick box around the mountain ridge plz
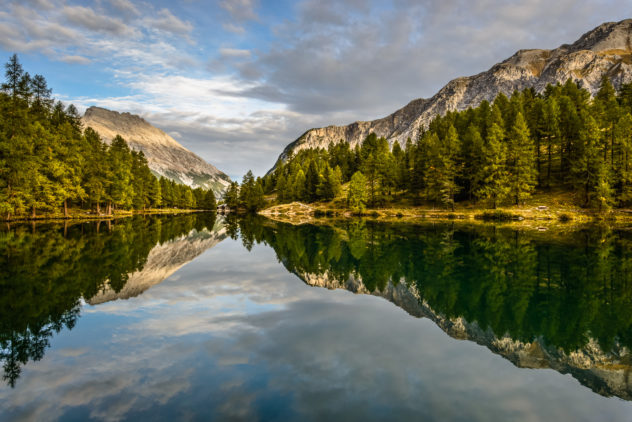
[269,19,632,173]
[82,106,231,196]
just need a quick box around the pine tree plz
[424,126,461,210]
[348,171,367,214]
[316,164,335,200]
[462,124,485,200]
[108,135,133,212]
[476,123,509,208]
[200,189,216,210]
[224,182,240,209]
[507,112,537,205]
[292,169,306,202]
[571,114,612,208]
[305,160,320,202]
[275,172,287,202]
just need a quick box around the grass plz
[259,188,632,229]
[1,207,211,222]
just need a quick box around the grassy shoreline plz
[259,197,632,229]
[1,208,214,223]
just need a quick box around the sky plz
[1,0,632,179]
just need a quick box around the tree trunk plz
[31,206,36,219]
[64,199,69,218]
[106,201,112,215]
[96,201,101,215]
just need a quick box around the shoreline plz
[259,201,632,229]
[1,208,215,223]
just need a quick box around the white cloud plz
[109,0,140,17]
[144,8,193,36]
[62,5,136,36]
[60,54,92,65]
[219,48,251,58]
[219,0,258,22]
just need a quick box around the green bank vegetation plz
[0,54,216,220]
[261,77,632,219]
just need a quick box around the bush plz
[558,213,572,222]
[475,210,519,221]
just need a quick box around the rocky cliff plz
[270,19,632,172]
[82,107,231,196]
[298,270,632,401]
[88,218,228,304]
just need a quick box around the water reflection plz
[0,213,223,387]
[2,215,632,421]
[233,216,632,400]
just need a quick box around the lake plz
[1,214,632,421]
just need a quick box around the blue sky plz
[2,0,632,178]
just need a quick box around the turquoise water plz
[1,215,631,421]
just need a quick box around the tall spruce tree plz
[476,123,509,208]
[507,113,537,205]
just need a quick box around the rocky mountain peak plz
[82,106,231,196]
[568,19,632,54]
[269,19,632,173]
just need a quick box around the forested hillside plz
[264,78,632,212]
[0,55,216,219]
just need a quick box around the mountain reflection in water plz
[232,216,632,400]
[2,214,632,421]
[0,213,223,387]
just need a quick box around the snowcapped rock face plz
[82,107,231,196]
[270,19,632,172]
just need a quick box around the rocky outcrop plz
[82,107,231,196]
[270,19,632,172]
[88,219,228,304]
[299,270,632,401]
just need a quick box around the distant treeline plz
[264,77,632,211]
[0,54,216,219]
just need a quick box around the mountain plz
[298,270,632,401]
[88,217,228,305]
[269,19,632,172]
[82,106,231,196]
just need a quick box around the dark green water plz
[1,215,632,421]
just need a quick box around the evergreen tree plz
[200,189,217,210]
[571,114,612,209]
[507,113,537,205]
[424,126,461,210]
[348,171,368,214]
[108,135,133,212]
[239,170,265,212]
[476,123,509,208]
[305,160,320,202]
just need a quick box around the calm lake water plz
[2,214,632,421]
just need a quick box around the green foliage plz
[0,213,218,387]
[237,218,632,355]
[238,170,265,212]
[348,171,368,214]
[264,78,632,211]
[507,112,537,205]
[0,54,215,218]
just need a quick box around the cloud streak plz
[2,0,632,177]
